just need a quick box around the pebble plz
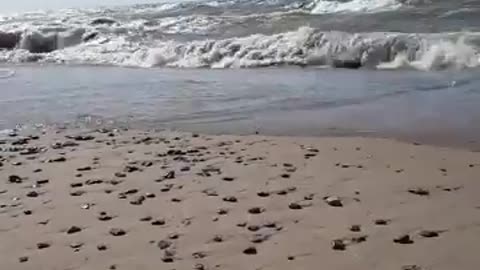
[97,244,108,251]
[18,256,29,263]
[394,234,414,244]
[114,172,127,178]
[222,177,235,182]
[324,196,343,207]
[408,188,430,196]
[70,242,84,249]
[288,202,303,210]
[140,216,152,222]
[248,207,265,214]
[151,219,166,226]
[243,246,257,255]
[257,191,270,197]
[251,233,270,243]
[67,226,82,234]
[212,235,223,242]
[130,195,146,205]
[331,239,346,250]
[419,230,440,238]
[109,228,126,236]
[374,219,390,225]
[70,190,85,197]
[8,175,22,184]
[350,225,362,232]
[37,242,51,249]
[223,196,238,203]
[26,191,39,198]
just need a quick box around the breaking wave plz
[0,0,479,71]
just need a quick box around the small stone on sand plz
[243,246,257,255]
[109,228,126,236]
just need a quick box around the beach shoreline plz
[1,127,480,270]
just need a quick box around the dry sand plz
[1,128,480,270]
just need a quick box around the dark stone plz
[123,189,137,195]
[70,190,85,197]
[70,182,83,188]
[419,230,439,238]
[18,256,29,263]
[217,208,228,215]
[324,196,343,207]
[24,210,33,215]
[393,234,414,244]
[67,226,82,234]
[164,171,175,179]
[280,174,290,179]
[222,177,235,182]
[374,219,390,225]
[140,216,152,222]
[8,175,22,184]
[109,228,126,236]
[37,242,51,249]
[408,188,430,196]
[248,207,265,214]
[124,165,140,173]
[212,235,223,242]
[288,202,302,210]
[85,179,103,185]
[251,233,269,243]
[97,244,108,251]
[257,191,270,197]
[151,219,166,226]
[331,239,346,250]
[68,135,95,141]
[114,172,127,178]
[247,225,260,232]
[243,246,257,255]
[26,191,39,198]
[223,196,238,203]
[36,179,49,185]
[130,195,146,205]
[49,156,66,163]
[350,225,362,232]
[77,166,92,171]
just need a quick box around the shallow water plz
[1,65,480,146]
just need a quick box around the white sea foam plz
[378,37,480,70]
[310,0,402,14]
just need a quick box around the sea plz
[1,0,480,146]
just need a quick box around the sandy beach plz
[1,127,479,270]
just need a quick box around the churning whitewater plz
[0,0,479,70]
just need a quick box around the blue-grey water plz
[1,65,480,147]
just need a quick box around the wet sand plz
[1,128,480,270]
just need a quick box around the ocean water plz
[0,0,479,69]
[1,0,480,145]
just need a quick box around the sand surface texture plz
[1,129,480,270]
